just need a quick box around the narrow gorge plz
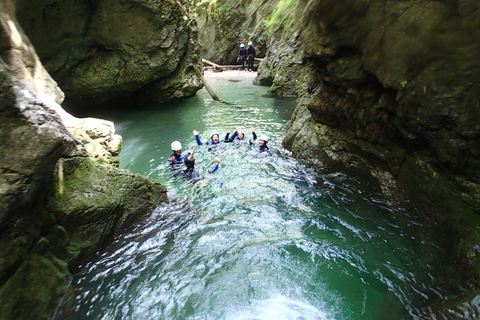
[1,0,479,319]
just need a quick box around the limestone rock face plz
[0,5,168,319]
[258,0,480,303]
[260,0,480,209]
[0,1,64,105]
[66,118,122,167]
[15,0,203,109]
[195,0,276,64]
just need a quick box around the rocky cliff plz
[263,0,480,252]
[15,0,203,111]
[194,0,276,64]
[196,0,480,315]
[0,2,168,319]
[259,0,480,315]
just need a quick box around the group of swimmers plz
[168,126,270,182]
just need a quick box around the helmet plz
[211,132,219,139]
[240,43,245,47]
[259,135,268,142]
[248,41,253,45]
[171,141,182,151]
[184,152,195,168]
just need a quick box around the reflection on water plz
[57,71,464,320]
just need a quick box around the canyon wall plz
[257,0,480,313]
[0,2,168,319]
[15,0,203,111]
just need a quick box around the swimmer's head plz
[171,141,182,151]
[184,152,195,168]
[211,132,220,143]
[259,135,268,147]
[237,129,244,140]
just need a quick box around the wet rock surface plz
[15,0,203,109]
[0,5,168,319]
[257,0,480,313]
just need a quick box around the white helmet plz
[240,43,245,47]
[248,41,253,45]
[211,132,219,138]
[171,141,182,151]
[259,135,268,142]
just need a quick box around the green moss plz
[51,156,167,264]
[264,0,298,35]
[0,253,70,320]
[193,0,247,41]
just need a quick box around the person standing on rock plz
[238,43,247,71]
[246,41,255,72]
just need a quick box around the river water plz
[62,71,463,319]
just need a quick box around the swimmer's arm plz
[193,130,203,145]
[229,131,237,142]
[208,158,221,173]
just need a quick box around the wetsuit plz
[258,145,271,154]
[249,140,271,155]
[169,152,186,170]
[228,131,257,144]
[174,162,220,182]
[195,133,229,146]
[238,47,247,70]
[247,45,255,71]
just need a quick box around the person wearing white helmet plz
[168,141,186,168]
[237,43,247,71]
[246,41,255,72]
[226,125,257,144]
[193,129,229,148]
[249,134,271,155]
[173,150,221,183]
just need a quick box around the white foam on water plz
[225,294,332,320]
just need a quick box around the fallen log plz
[193,65,220,101]
[202,59,223,71]
[193,65,234,105]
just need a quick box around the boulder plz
[15,0,203,110]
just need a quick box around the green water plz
[61,72,461,319]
